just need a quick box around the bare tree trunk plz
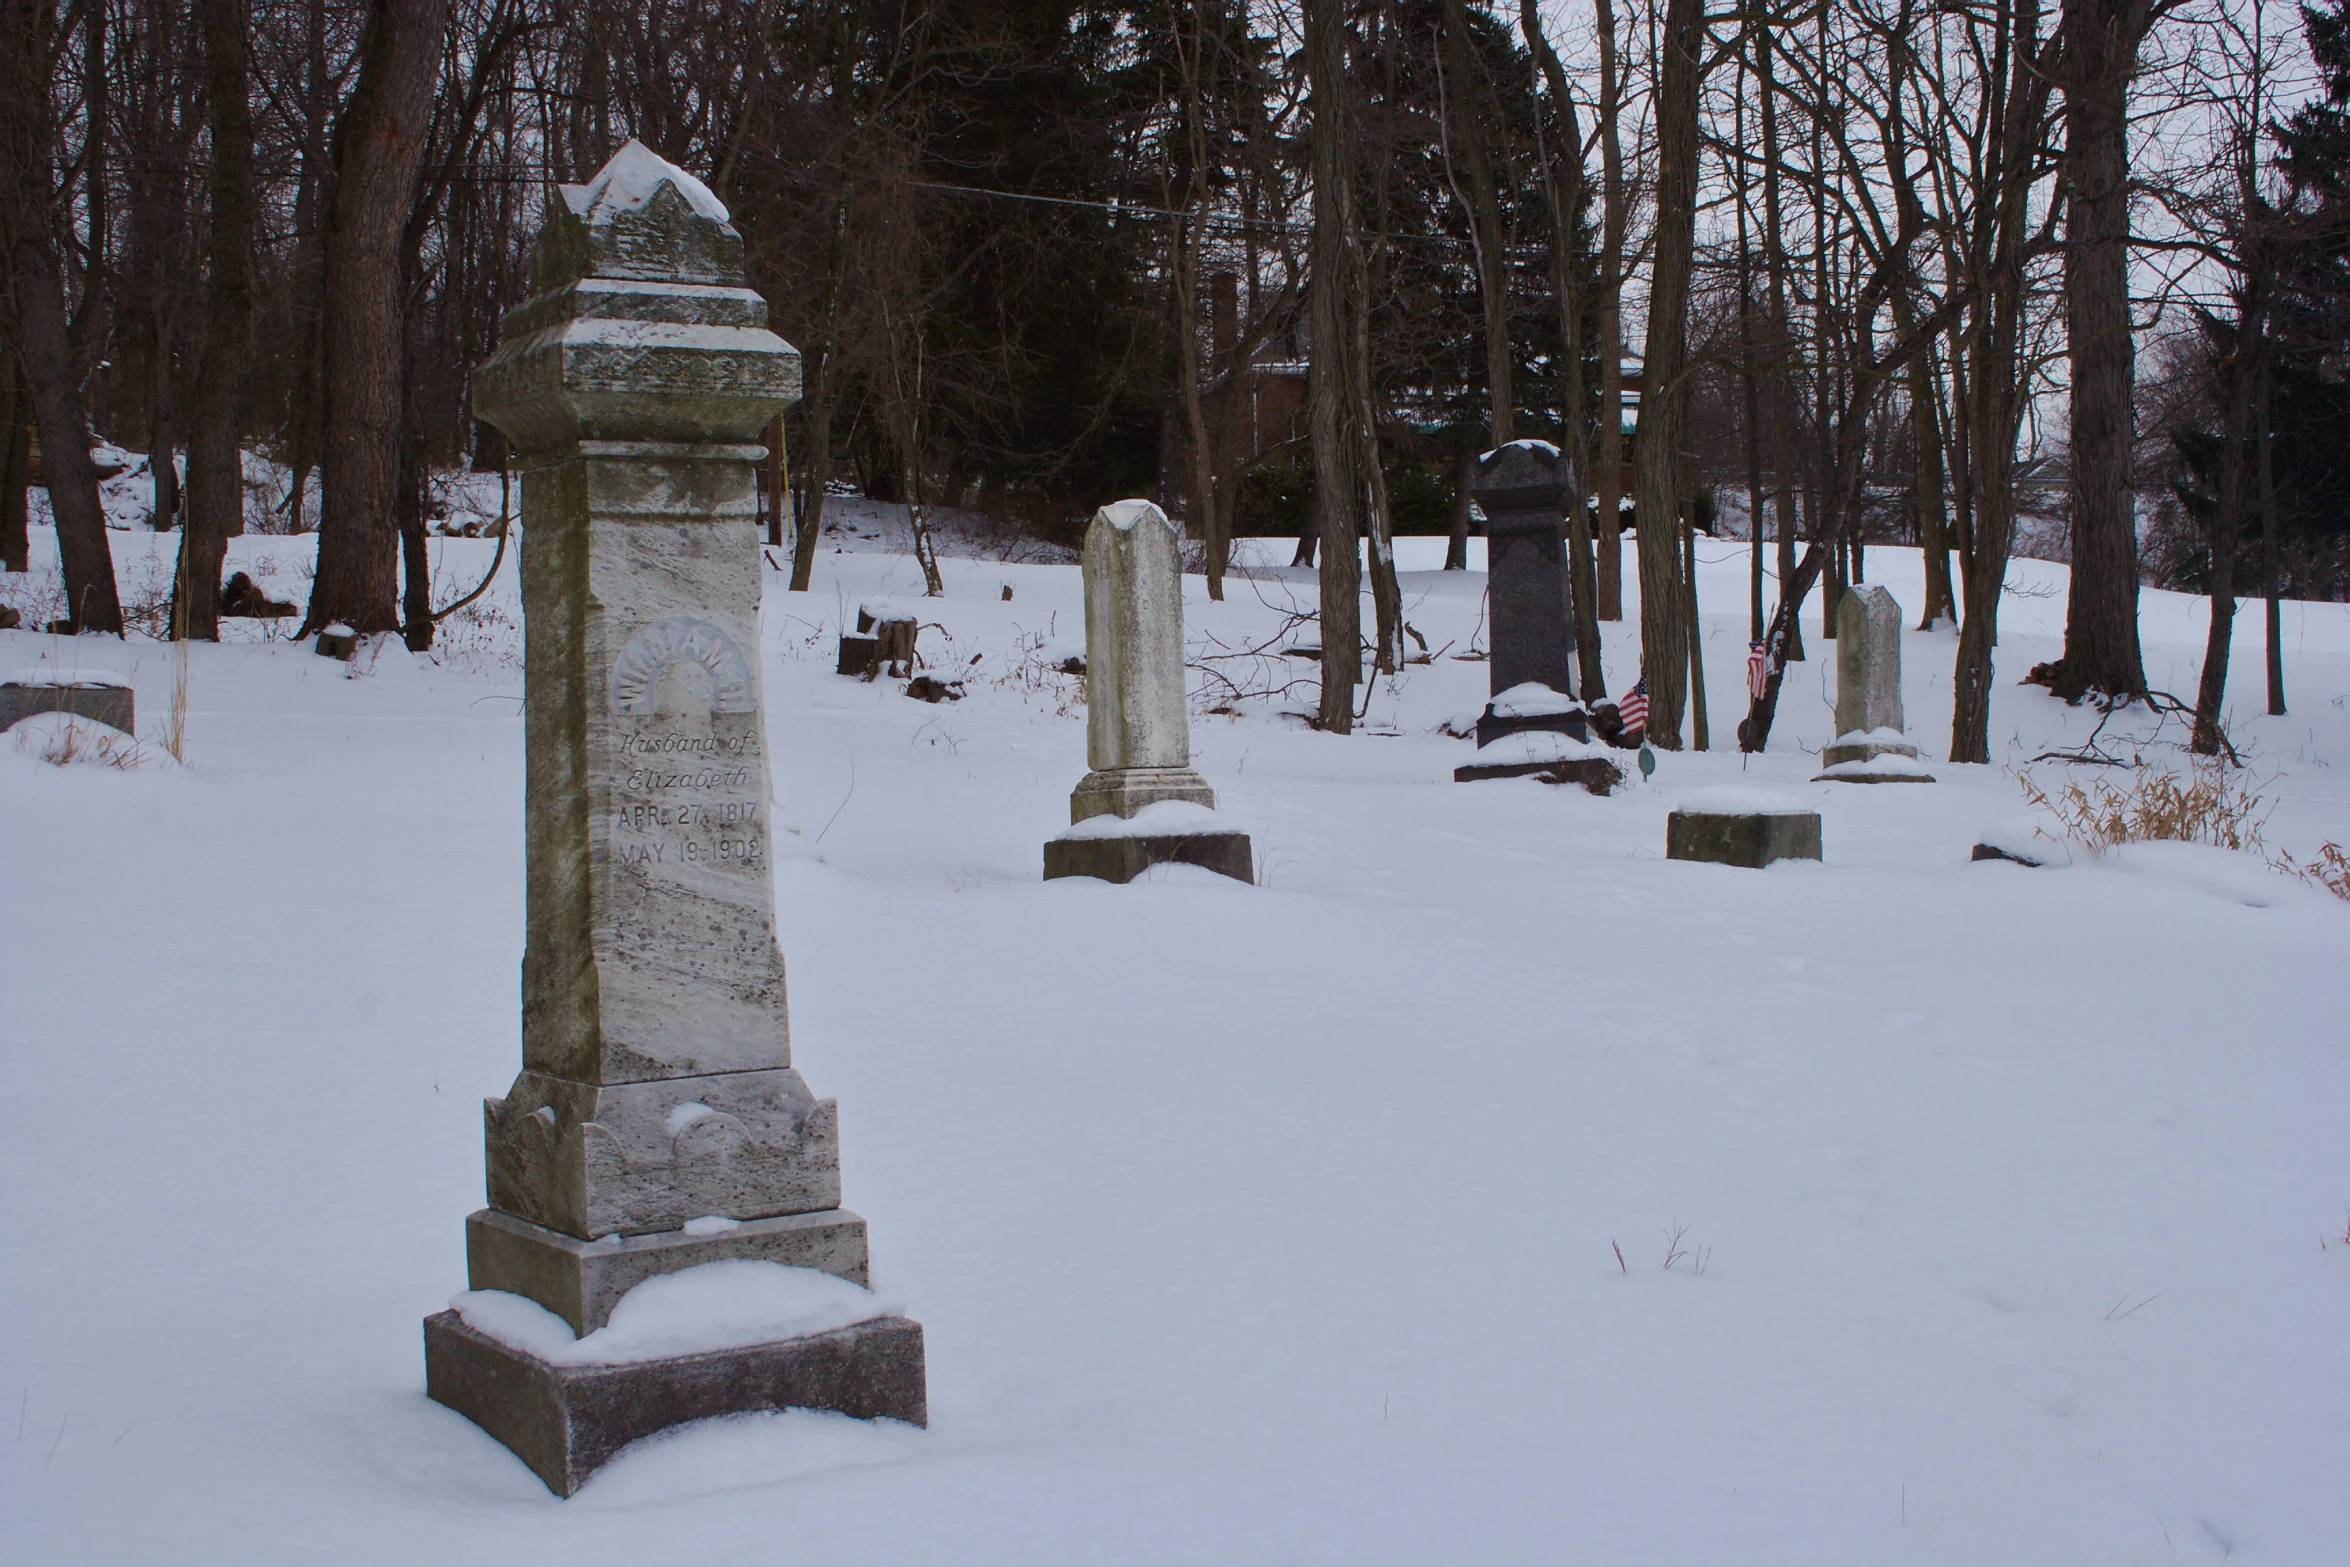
[2258,357,2283,714]
[1810,1,1840,647]
[0,367,27,572]
[1684,509,1708,749]
[1630,0,1707,747]
[1913,345,1955,626]
[1951,0,2058,765]
[177,0,257,642]
[764,415,785,548]
[790,186,851,593]
[1446,446,1473,571]
[1209,269,1243,585]
[1593,0,1627,620]
[1443,0,1513,446]
[1522,0,1605,695]
[1757,20,1802,661]
[2047,0,2151,704]
[2191,345,2250,756]
[1,0,118,632]
[1305,0,1360,731]
[1351,294,1403,677]
[1732,49,1766,643]
[1173,2,1222,600]
[283,0,330,535]
[12,264,119,632]
[306,0,451,637]
[150,338,181,533]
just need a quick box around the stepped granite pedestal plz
[426,142,923,1495]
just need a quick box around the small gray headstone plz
[1048,502,1249,882]
[1817,585,1931,780]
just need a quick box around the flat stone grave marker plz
[0,666,133,736]
[1666,787,1823,868]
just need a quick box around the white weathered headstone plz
[1818,583,1932,781]
[1046,500,1250,883]
[1069,500,1216,822]
[422,141,923,1495]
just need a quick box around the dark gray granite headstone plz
[1468,441,1585,751]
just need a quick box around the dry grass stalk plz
[2273,842,2350,902]
[2016,762,2272,856]
[20,716,146,770]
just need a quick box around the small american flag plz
[1747,640,1771,702]
[1616,674,1649,737]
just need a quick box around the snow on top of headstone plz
[1832,727,1909,746]
[1478,439,1561,462]
[1055,800,1229,840]
[1487,682,1579,718]
[450,1259,903,1367]
[1469,728,1607,766]
[1097,499,1174,534]
[563,139,731,225]
[1677,785,1814,816]
[1816,755,1934,780]
[6,666,128,688]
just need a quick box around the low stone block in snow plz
[1667,788,1823,868]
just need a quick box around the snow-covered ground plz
[2,518,2345,1564]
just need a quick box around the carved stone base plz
[1453,756,1622,794]
[1069,766,1214,824]
[1044,830,1252,885]
[1819,738,1919,768]
[465,1206,870,1336]
[1473,708,1589,749]
[423,1309,926,1497]
[484,1068,842,1240]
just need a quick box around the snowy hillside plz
[2,522,2345,1563]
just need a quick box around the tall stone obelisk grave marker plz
[1043,500,1252,883]
[422,142,924,1495]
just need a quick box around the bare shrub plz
[2016,762,2272,855]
